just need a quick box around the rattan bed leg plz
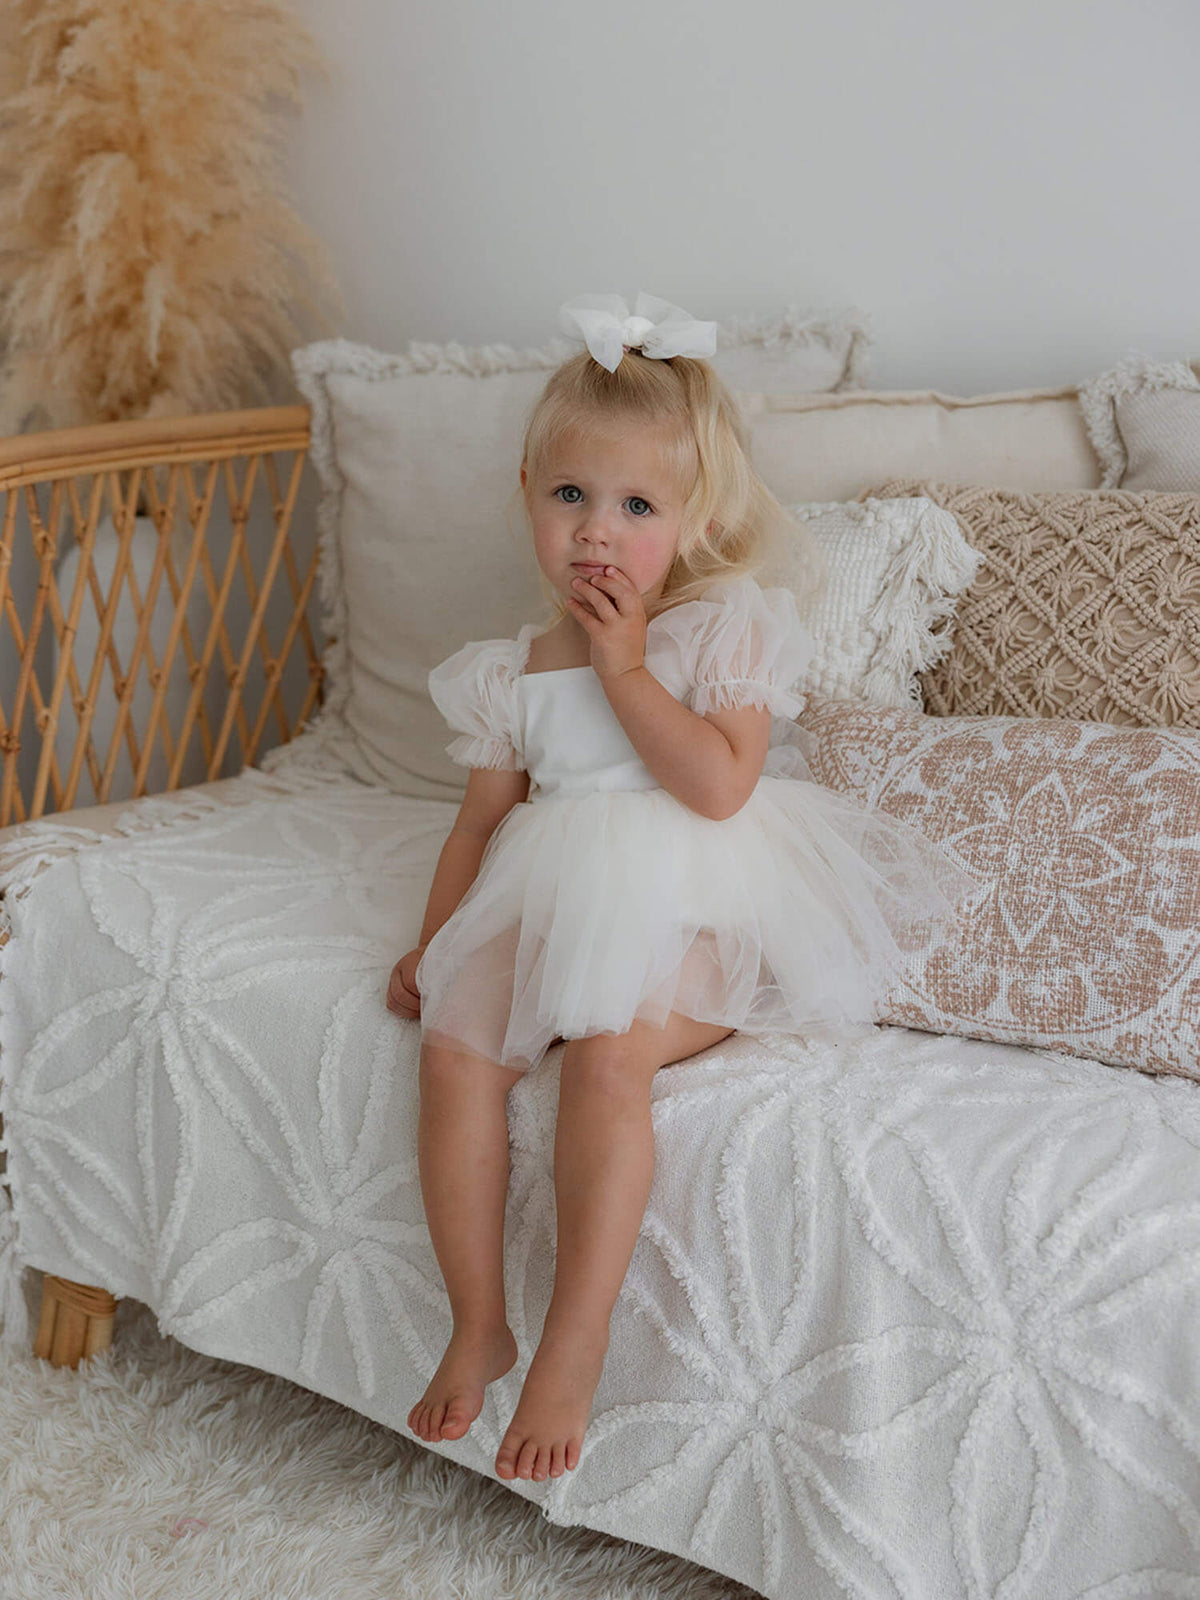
[33,1275,118,1367]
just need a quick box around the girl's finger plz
[574,576,618,615]
[593,570,630,609]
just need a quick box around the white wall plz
[285,0,1199,393]
[13,0,1199,807]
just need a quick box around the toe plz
[495,1438,518,1478]
[516,1438,539,1479]
[549,1442,565,1477]
[442,1399,470,1439]
[565,1436,580,1471]
[532,1446,548,1481]
[429,1401,447,1440]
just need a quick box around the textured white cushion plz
[1077,353,1200,489]
[2,783,1199,1600]
[760,497,984,708]
[258,312,873,802]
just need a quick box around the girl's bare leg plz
[408,1036,525,1443]
[495,1013,735,1482]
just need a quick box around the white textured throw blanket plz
[1,769,1199,1600]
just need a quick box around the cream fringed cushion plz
[866,479,1200,726]
[258,312,871,800]
[796,695,1200,1082]
[1077,353,1200,490]
[760,497,983,708]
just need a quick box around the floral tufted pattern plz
[1,775,1199,1599]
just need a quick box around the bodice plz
[517,665,675,801]
[427,581,819,802]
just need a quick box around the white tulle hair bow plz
[558,292,718,373]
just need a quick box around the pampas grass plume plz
[0,0,346,432]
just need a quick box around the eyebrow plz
[547,473,672,498]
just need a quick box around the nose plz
[574,517,611,554]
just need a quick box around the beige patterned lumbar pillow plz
[864,480,1200,727]
[796,695,1200,1082]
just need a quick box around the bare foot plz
[495,1327,608,1481]
[408,1325,518,1443]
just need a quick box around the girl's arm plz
[417,766,530,948]
[566,566,773,820]
[600,667,770,820]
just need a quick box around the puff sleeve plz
[652,575,815,717]
[427,637,524,770]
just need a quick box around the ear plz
[520,464,528,490]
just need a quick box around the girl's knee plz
[420,1037,523,1094]
[560,1034,657,1095]
[561,1015,734,1084]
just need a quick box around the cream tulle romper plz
[414,574,979,1073]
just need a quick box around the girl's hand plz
[567,566,647,681]
[386,946,425,1018]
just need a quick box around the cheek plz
[531,516,563,552]
[647,528,681,569]
[625,550,671,591]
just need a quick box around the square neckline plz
[514,609,685,682]
[512,580,750,681]
[515,622,594,682]
[520,665,593,678]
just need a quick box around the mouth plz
[571,562,607,573]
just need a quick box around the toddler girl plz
[385,291,980,1486]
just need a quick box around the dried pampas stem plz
[0,0,345,432]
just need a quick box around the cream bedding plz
[0,768,1197,1600]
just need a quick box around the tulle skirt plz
[414,747,983,1075]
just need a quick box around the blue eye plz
[553,486,654,516]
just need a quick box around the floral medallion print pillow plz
[795,695,1200,1081]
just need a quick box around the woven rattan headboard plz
[0,405,323,827]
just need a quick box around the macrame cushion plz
[1077,353,1200,490]
[797,694,1200,1082]
[258,312,873,801]
[758,497,983,708]
[865,480,1200,727]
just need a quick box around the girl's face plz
[520,425,690,612]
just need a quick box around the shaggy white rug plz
[1,1291,759,1600]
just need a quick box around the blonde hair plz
[506,348,827,626]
